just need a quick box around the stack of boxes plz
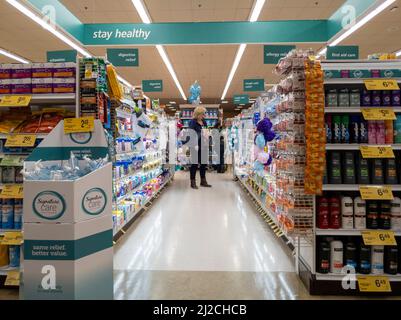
[0,63,76,95]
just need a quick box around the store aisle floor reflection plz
[114,171,295,273]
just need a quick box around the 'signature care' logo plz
[33,191,66,220]
[69,132,92,144]
[82,188,107,215]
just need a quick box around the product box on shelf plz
[32,78,53,94]
[0,64,12,79]
[53,63,76,78]
[11,79,31,94]
[11,64,31,79]
[53,78,75,93]
[31,63,54,78]
[0,79,11,94]
[22,214,113,300]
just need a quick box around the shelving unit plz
[0,93,76,104]
[301,59,401,296]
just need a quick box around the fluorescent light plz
[221,44,247,100]
[6,0,91,58]
[317,0,395,58]
[130,0,186,100]
[156,45,187,100]
[221,101,229,104]
[249,0,266,22]
[117,75,134,89]
[396,50,401,57]
[0,48,30,64]
[131,0,151,23]
[221,0,266,100]
[169,101,177,104]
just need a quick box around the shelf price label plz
[361,108,396,121]
[359,186,393,200]
[64,117,94,134]
[0,95,31,107]
[362,230,397,246]
[5,134,36,147]
[0,185,23,199]
[1,231,23,246]
[364,79,400,91]
[357,276,392,292]
[5,270,20,287]
[360,146,395,158]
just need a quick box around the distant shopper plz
[185,106,212,189]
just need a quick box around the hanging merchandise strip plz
[304,58,325,195]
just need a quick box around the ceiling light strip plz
[6,0,91,58]
[131,0,187,100]
[0,47,30,64]
[221,0,266,100]
[318,0,396,57]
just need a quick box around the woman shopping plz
[184,106,212,189]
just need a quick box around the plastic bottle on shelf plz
[368,121,377,145]
[394,116,401,144]
[384,246,398,275]
[385,159,398,185]
[385,120,394,145]
[379,201,392,230]
[333,116,342,144]
[359,243,372,274]
[376,121,386,145]
[13,199,23,230]
[371,246,385,275]
[350,115,360,144]
[341,196,354,229]
[325,115,332,143]
[317,240,331,273]
[317,197,330,229]
[391,197,401,231]
[341,115,350,144]
[367,201,379,229]
[342,152,356,184]
[354,197,367,230]
[356,153,370,184]
[392,90,401,106]
[330,240,344,274]
[329,197,341,229]
[360,119,369,144]
[344,238,357,270]
[382,91,392,107]
[371,159,384,185]
[1,199,14,230]
[8,245,20,268]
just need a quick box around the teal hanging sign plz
[327,46,359,60]
[244,79,264,92]
[264,45,296,64]
[233,95,249,105]
[107,48,139,67]
[142,80,163,92]
[47,50,77,63]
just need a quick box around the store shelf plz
[0,133,48,139]
[324,78,401,85]
[113,174,173,237]
[0,229,21,236]
[315,273,401,282]
[0,93,76,105]
[0,183,23,189]
[323,184,401,191]
[0,267,19,276]
[316,229,401,236]
[325,107,401,114]
[326,144,401,150]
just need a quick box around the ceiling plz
[1,0,401,117]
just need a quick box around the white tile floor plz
[114,171,295,273]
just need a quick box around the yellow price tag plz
[0,185,23,199]
[1,231,23,245]
[362,230,397,246]
[64,117,94,134]
[361,108,396,120]
[4,270,20,287]
[364,79,400,91]
[357,276,392,292]
[360,146,395,158]
[359,186,393,200]
[5,134,37,147]
[0,95,31,107]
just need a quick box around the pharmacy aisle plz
[113,171,309,300]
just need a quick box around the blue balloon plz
[255,133,266,149]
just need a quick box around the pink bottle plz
[376,121,386,145]
[368,121,377,145]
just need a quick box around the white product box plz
[22,214,113,300]
[24,162,112,224]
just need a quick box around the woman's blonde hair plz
[193,106,207,120]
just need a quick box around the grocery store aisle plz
[113,171,311,299]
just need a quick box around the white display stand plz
[21,120,113,300]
